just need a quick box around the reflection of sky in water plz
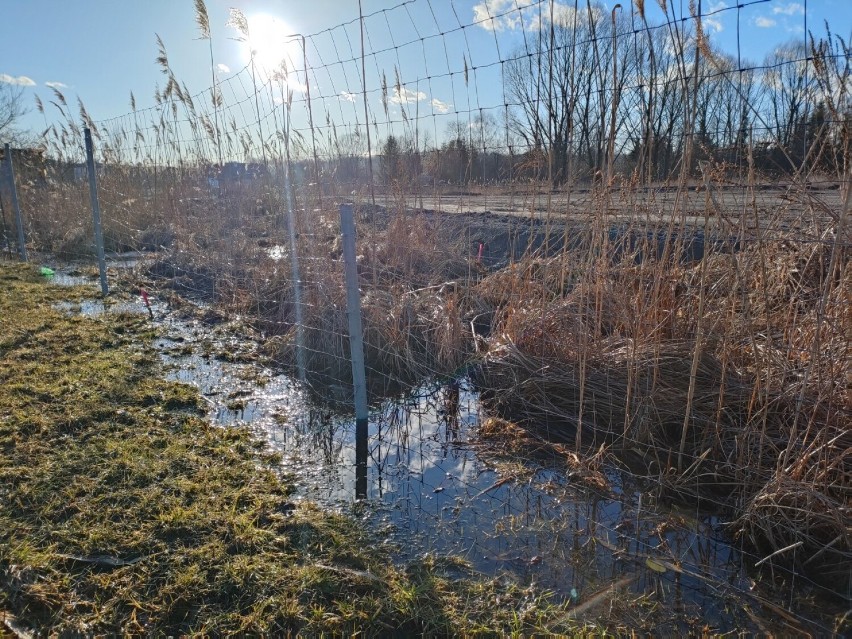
[54,299,145,316]
[41,252,147,288]
[50,272,93,287]
[129,311,835,635]
[40,251,840,633]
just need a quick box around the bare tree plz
[0,83,28,141]
[506,3,637,183]
[759,40,818,170]
[333,131,366,183]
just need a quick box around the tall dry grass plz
[3,5,847,598]
[469,167,850,593]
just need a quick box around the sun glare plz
[243,13,302,73]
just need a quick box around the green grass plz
[0,261,578,636]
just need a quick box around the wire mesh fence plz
[1,0,849,633]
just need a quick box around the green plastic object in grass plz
[40,267,55,279]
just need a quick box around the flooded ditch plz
[43,262,844,636]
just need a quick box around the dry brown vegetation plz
[8,154,848,598]
[1,2,849,628]
[472,215,850,591]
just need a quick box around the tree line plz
[359,7,849,186]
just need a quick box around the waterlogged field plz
[0,262,578,636]
[1,258,846,636]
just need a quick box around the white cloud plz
[431,98,452,114]
[473,0,520,32]
[217,63,230,74]
[772,2,804,15]
[704,16,723,33]
[552,4,602,27]
[0,73,36,86]
[755,16,776,28]
[390,86,426,105]
[474,0,600,32]
[699,1,727,33]
[340,91,358,102]
[44,81,67,89]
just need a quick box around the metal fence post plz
[84,128,109,296]
[282,147,306,383]
[3,144,28,261]
[0,181,13,259]
[340,202,369,499]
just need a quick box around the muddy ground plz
[395,181,843,225]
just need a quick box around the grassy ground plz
[0,261,576,636]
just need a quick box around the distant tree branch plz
[0,83,29,140]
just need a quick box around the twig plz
[563,575,638,619]
[472,476,512,500]
[314,563,382,584]
[754,541,803,567]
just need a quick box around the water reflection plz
[355,416,368,499]
[151,315,834,635]
[40,261,841,634]
[231,376,749,630]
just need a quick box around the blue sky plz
[1,0,848,147]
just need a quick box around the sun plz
[243,13,303,73]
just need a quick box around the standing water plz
[50,269,842,635]
[154,314,836,635]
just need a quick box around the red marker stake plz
[140,288,154,319]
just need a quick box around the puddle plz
[46,253,159,316]
[105,251,147,269]
[50,270,94,287]
[54,299,147,316]
[156,333,306,427]
[270,385,757,634]
[45,290,840,635]
[148,313,839,635]
[41,252,153,288]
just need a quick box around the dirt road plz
[373,182,844,229]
